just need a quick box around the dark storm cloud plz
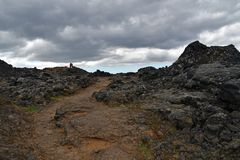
[0,0,240,64]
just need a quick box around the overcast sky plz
[0,0,240,72]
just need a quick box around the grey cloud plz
[0,0,239,64]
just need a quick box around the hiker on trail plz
[70,63,73,68]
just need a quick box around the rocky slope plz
[0,63,97,160]
[94,41,240,159]
[0,65,96,107]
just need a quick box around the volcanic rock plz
[93,41,240,159]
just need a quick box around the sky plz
[0,0,240,73]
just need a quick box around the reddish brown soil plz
[30,78,143,160]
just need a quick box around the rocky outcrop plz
[0,61,96,107]
[94,79,147,104]
[93,41,240,159]
[92,69,112,77]
[170,41,240,72]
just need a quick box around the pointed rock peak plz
[0,59,12,68]
[226,44,239,51]
[170,41,240,72]
[228,44,235,47]
[177,41,208,60]
[185,40,207,52]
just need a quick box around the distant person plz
[69,63,73,68]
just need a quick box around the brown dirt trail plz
[31,78,142,160]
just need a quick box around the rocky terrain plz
[0,63,96,160]
[1,41,240,160]
[0,100,33,160]
[94,41,240,159]
[0,62,95,107]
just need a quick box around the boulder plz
[137,66,159,81]
[203,113,228,143]
[190,63,240,89]
[168,109,193,129]
[220,79,240,110]
[93,91,109,102]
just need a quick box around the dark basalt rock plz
[0,61,96,107]
[220,79,240,110]
[137,66,159,81]
[93,91,109,102]
[170,41,240,74]
[43,66,88,76]
[93,41,240,159]
[93,69,112,77]
[0,59,13,76]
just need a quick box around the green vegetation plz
[24,104,39,112]
[138,142,154,160]
[50,95,63,102]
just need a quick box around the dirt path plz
[31,78,142,160]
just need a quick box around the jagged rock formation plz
[0,64,95,107]
[94,41,240,159]
[171,41,240,71]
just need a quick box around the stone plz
[224,139,240,150]
[220,79,240,110]
[219,129,232,142]
[203,113,228,143]
[93,91,108,102]
[168,109,193,129]
[137,66,159,81]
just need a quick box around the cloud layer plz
[0,0,240,70]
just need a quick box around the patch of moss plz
[24,105,39,112]
[138,142,154,160]
[50,95,63,102]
